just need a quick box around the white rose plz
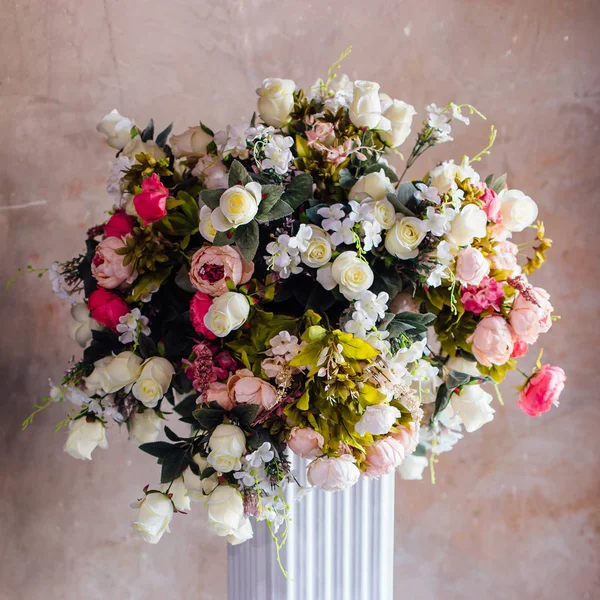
[445,356,481,378]
[330,251,374,301]
[397,454,429,480]
[96,109,134,150]
[378,99,416,148]
[161,477,191,512]
[449,384,495,433]
[207,424,246,473]
[128,409,162,445]
[256,78,295,128]
[183,454,219,501]
[355,404,401,436]
[206,485,246,536]
[86,351,143,395]
[499,189,538,232]
[199,204,217,242]
[300,225,332,268]
[307,455,361,492]
[446,204,487,247]
[132,492,174,544]
[68,302,101,348]
[122,137,166,161]
[226,518,254,546]
[385,217,427,259]
[455,246,490,286]
[63,418,108,460]
[349,169,395,202]
[362,197,396,230]
[169,126,212,158]
[350,81,389,130]
[132,357,175,408]
[211,182,262,231]
[204,292,250,338]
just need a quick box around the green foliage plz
[234,221,259,263]
[282,173,313,209]
[140,119,154,142]
[155,123,173,147]
[228,159,252,187]
[199,188,225,210]
[139,440,192,484]
[383,311,435,346]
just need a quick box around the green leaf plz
[138,334,157,359]
[141,119,154,142]
[199,188,225,210]
[256,185,284,217]
[228,160,251,187]
[164,426,182,442]
[363,163,398,183]
[338,168,357,190]
[433,383,451,418]
[491,173,507,194]
[155,122,173,147]
[446,370,472,391]
[139,441,174,458]
[294,135,311,159]
[297,388,310,411]
[282,173,313,209]
[484,174,494,187]
[166,197,185,210]
[199,121,214,137]
[335,331,379,360]
[257,200,293,223]
[231,404,260,427]
[289,341,326,369]
[213,231,234,246]
[234,221,259,262]
[193,407,226,430]
[160,447,190,484]
[358,383,387,407]
[128,267,172,302]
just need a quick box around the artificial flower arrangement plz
[17,51,566,550]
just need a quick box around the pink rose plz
[189,246,254,297]
[288,427,324,458]
[104,210,135,239]
[189,292,217,340]
[479,185,502,224]
[307,455,360,492]
[227,370,278,415]
[87,288,130,330]
[391,422,419,455]
[509,287,553,344]
[491,241,521,277]
[511,338,529,358]
[468,315,514,367]
[455,247,490,286]
[192,155,229,189]
[202,381,234,410]
[91,237,137,289]
[364,437,405,478]
[133,173,169,225]
[461,276,504,316]
[518,365,566,417]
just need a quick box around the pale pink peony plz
[307,455,360,492]
[227,370,278,415]
[468,315,514,367]
[509,287,553,344]
[511,338,529,358]
[455,247,490,286]
[202,381,234,410]
[364,437,405,478]
[189,246,254,297]
[192,155,229,189]
[490,241,521,276]
[391,422,420,455]
[287,427,324,458]
[518,365,566,417]
[91,237,137,289]
[461,276,504,316]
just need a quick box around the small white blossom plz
[425,205,456,237]
[344,308,374,339]
[262,134,294,175]
[267,331,302,361]
[287,224,313,252]
[214,124,249,159]
[265,234,304,279]
[361,220,382,251]
[330,218,357,247]
[414,183,440,204]
[355,291,389,323]
[245,443,275,467]
[107,155,132,202]
[116,308,150,345]
[233,470,257,488]
[48,262,75,304]
[317,204,346,231]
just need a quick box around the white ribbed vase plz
[228,456,395,600]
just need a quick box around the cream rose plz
[385,216,427,259]
[329,251,374,301]
[169,126,212,158]
[96,109,134,150]
[362,197,396,230]
[68,302,101,348]
[307,455,361,492]
[355,404,401,436]
[446,204,487,247]
[203,292,250,338]
[499,189,538,232]
[449,384,495,433]
[132,357,175,408]
[378,98,416,148]
[349,169,395,202]
[468,315,514,367]
[63,418,108,460]
[122,137,166,161]
[300,225,332,268]
[211,182,262,231]
[256,78,295,128]
[206,485,246,536]
[160,477,191,513]
[199,205,217,243]
[132,492,174,544]
[455,247,490,286]
[207,424,246,473]
[128,408,162,445]
[85,351,143,395]
[397,454,429,480]
[350,81,389,130]
[183,454,219,501]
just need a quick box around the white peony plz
[206,485,246,536]
[349,169,395,202]
[499,189,538,232]
[355,404,401,436]
[256,78,296,128]
[449,384,495,433]
[307,455,361,492]
[132,357,175,408]
[300,225,332,268]
[68,302,101,348]
[385,216,428,259]
[96,109,134,150]
[446,204,487,247]
[350,81,390,130]
[207,424,246,473]
[203,292,250,338]
[63,418,108,460]
[211,182,262,231]
[397,454,429,480]
[132,492,174,544]
[128,408,162,445]
[378,98,416,148]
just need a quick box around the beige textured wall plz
[1,1,599,598]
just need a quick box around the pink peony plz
[288,427,325,458]
[133,173,169,225]
[202,381,234,410]
[455,247,490,286]
[391,422,420,455]
[307,455,360,492]
[511,338,529,358]
[227,370,278,415]
[518,365,566,417]
[468,315,514,367]
[104,210,135,239]
[461,276,504,316]
[192,155,229,189]
[364,437,405,478]
[87,288,130,330]
[479,185,502,224]
[189,292,217,340]
[509,287,553,344]
[491,241,521,277]
[189,246,254,297]
[91,237,137,289]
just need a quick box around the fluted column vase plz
[228,456,395,600]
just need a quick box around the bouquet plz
[18,52,566,550]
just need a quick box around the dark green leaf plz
[199,121,214,137]
[139,441,175,458]
[433,383,451,417]
[160,448,190,483]
[306,203,327,225]
[363,162,398,183]
[141,119,154,142]
[338,168,357,190]
[173,393,198,418]
[256,184,284,217]
[138,334,157,359]
[234,221,259,262]
[164,426,182,442]
[446,370,472,391]
[200,467,216,480]
[484,174,494,187]
[193,407,226,430]
[228,160,251,187]
[213,231,234,246]
[155,122,173,147]
[230,404,260,427]
[491,173,507,194]
[282,173,313,209]
[256,200,293,223]
[199,188,225,210]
